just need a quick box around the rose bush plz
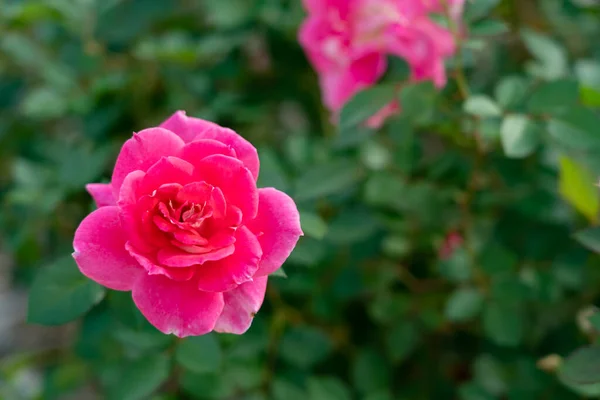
[298,0,464,127]
[73,111,302,337]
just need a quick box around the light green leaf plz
[559,346,600,386]
[573,227,600,253]
[464,95,502,117]
[445,287,484,322]
[21,87,68,119]
[176,334,222,374]
[27,256,105,325]
[559,156,599,223]
[521,29,568,79]
[300,211,328,240]
[339,84,397,129]
[494,76,528,108]
[500,115,539,158]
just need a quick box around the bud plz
[537,354,562,372]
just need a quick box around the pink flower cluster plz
[73,111,302,337]
[299,0,464,127]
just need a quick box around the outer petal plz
[180,139,237,165]
[132,274,224,337]
[195,227,262,292]
[195,155,258,222]
[111,127,185,199]
[247,188,303,277]
[214,276,268,334]
[160,111,259,180]
[73,206,143,291]
[86,183,115,207]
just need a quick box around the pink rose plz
[73,111,303,337]
[298,0,464,127]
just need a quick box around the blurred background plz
[2,0,600,399]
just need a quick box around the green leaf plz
[333,125,375,149]
[573,227,600,253]
[300,211,328,240]
[500,115,540,158]
[464,95,502,117]
[521,29,568,79]
[470,20,509,36]
[339,84,397,129]
[293,159,361,202]
[21,87,68,119]
[483,302,524,347]
[445,287,484,322]
[176,334,222,374]
[589,312,600,332]
[527,79,579,114]
[307,377,351,400]
[107,354,171,400]
[385,322,419,363]
[353,349,390,394]
[256,147,289,192]
[399,81,437,126]
[559,346,600,385]
[270,268,288,278]
[28,256,105,325]
[494,76,528,108]
[325,207,380,244]
[559,156,599,223]
[272,380,306,400]
[280,327,332,368]
[473,355,507,396]
[438,247,472,283]
[464,0,501,20]
[547,107,600,150]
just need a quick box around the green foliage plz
[27,256,105,325]
[3,0,600,399]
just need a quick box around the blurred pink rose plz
[73,111,302,337]
[439,230,464,260]
[299,0,464,127]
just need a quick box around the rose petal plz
[86,183,115,207]
[180,139,237,166]
[132,274,224,337]
[126,243,195,281]
[157,244,235,267]
[160,111,259,180]
[138,156,194,196]
[111,127,185,199]
[214,276,268,334]
[73,206,143,291]
[247,188,303,277]
[194,155,258,222]
[196,227,262,292]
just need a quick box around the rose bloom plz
[298,0,464,127]
[73,111,302,337]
